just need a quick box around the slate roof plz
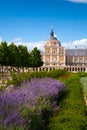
[66,49,87,56]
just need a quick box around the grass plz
[48,73,87,130]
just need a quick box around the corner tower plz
[42,30,65,67]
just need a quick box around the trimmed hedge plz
[48,73,87,130]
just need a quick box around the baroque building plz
[66,49,87,66]
[42,30,65,67]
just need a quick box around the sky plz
[0,0,87,50]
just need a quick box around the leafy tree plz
[8,43,19,67]
[0,41,10,75]
[0,41,10,65]
[17,45,30,68]
[0,41,43,74]
[29,47,43,68]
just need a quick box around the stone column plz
[73,56,74,64]
[50,47,52,66]
[85,67,87,72]
[78,56,79,64]
[83,56,85,66]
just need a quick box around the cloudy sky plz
[0,0,87,50]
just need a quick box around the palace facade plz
[42,30,65,67]
[66,49,87,66]
[42,30,87,68]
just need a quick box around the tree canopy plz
[29,47,43,68]
[0,41,43,69]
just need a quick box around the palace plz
[66,49,87,66]
[42,30,87,71]
[42,30,65,67]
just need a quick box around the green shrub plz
[10,72,31,87]
[30,71,47,78]
[47,69,67,79]
[48,73,87,130]
[77,72,87,78]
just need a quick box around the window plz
[46,50,49,54]
[53,50,56,54]
[53,63,56,65]
[54,42,56,45]
[46,58,50,62]
[53,58,56,61]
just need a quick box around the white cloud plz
[9,38,44,51]
[23,41,44,51]
[72,39,87,45]
[62,39,87,49]
[67,0,87,3]
[9,37,87,50]
[1,36,87,50]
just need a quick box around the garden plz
[0,70,87,130]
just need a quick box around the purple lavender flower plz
[0,77,65,129]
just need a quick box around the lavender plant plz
[0,77,65,130]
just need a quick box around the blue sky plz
[0,0,87,50]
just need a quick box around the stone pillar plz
[82,67,85,72]
[83,56,85,66]
[85,67,87,72]
[68,67,70,71]
[50,47,52,66]
[79,67,81,72]
[78,56,79,64]
[73,66,75,72]
[73,57,74,64]
[38,67,40,71]
[77,67,79,72]
[48,67,50,72]
[71,67,73,72]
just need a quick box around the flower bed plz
[0,77,65,130]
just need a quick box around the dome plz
[45,30,61,46]
[48,29,58,40]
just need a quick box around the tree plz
[8,43,19,67]
[29,47,43,68]
[17,45,30,68]
[8,44,30,72]
[0,41,10,75]
[0,41,43,74]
